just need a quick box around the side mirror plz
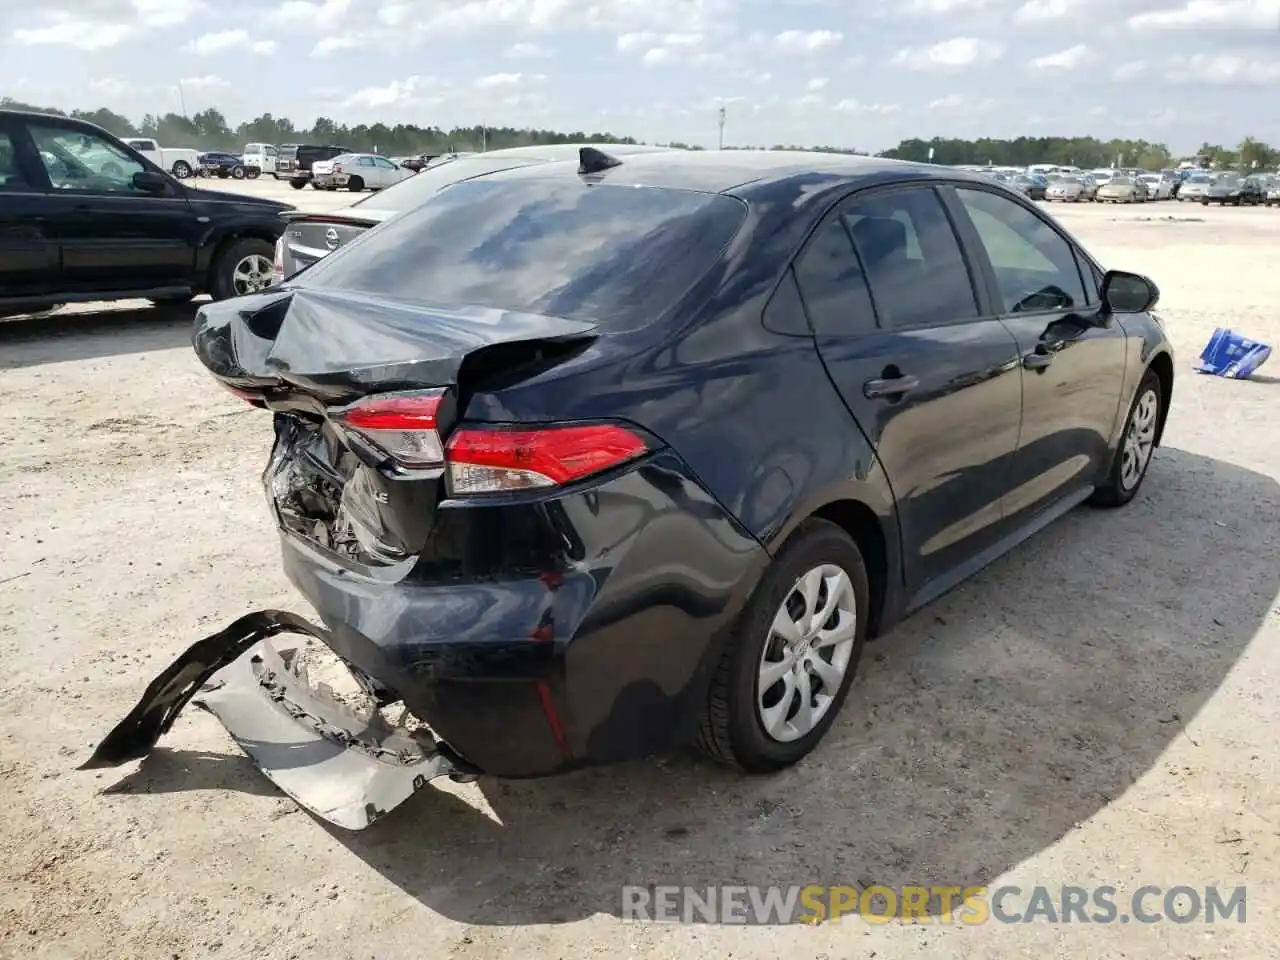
[132,170,170,193]
[1100,270,1159,314]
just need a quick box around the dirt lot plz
[1,182,1278,960]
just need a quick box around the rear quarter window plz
[298,178,747,332]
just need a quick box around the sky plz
[2,0,1278,153]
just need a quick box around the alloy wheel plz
[1120,387,1159,491]
[231,254,273,296]
[757,564,857,743]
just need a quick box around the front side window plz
[374,157,397,169]
[299,177,746,332]
[29,124,147,194]
[838,186,978,328]
[954,187,1088,314]
[359,156,376,167]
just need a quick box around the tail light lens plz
[333,163,343,173]
[334,391,446,469]
[445,424,648,495]
[271,236,284,284]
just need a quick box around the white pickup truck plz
[121,138,201,179]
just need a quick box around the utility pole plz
[176,81,188,118]
[717,105,726,150]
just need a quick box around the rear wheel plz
[1089,368,1161,508]
[347,175,365,192]
[290,180,307,190]
[210,238,276,301]
[171,160,192,178]
[231,165,247,180]
[246,166,261,180]
[697,519,868,772]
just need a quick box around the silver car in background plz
[1044,174,1096,202]
[1138,173,1174,200]
[1177,173,1214,201]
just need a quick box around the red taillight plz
[334,391,445,469]
[333,164,343,173]
[445,424,648,495]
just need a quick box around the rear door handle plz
[1023,352,1054,370]
[863,375,919,399]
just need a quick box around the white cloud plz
[184,29,276,55]
[1128,0,1280,30]
[506,42,549,57]
[475,72,545,88]
[179,75,230,89]
[312,36,363,56]
[1029,44,1094,71]
[929,94,965,109]
[891,37,1005,69]
[1014,0,1097,21]
[11,0,202,51]
[807,77,829,91]
[1167,53,1280,84]
[642,47,673,65]
[905,0,995,12]
[341,75,439,108]
[1111,60,1147,80]
[834,99,902,114]
[773,29,843,54]
[268,0,352,31]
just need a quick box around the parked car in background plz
[1096,175,1146,203]
[326,153,416,192]
[1010,174,1046,200]
[1089,168,1116,188]
[121,137,200,178]
[1044,174,1094,202]
[0,108,293,318]
[1263,175,1280,207]
[89,149,1175,830]
[1203,175,1264,205]
[242,142,279,176]
[279,143,353,189]
[273,143,674,281]
[1137,174,1173,200]
[1177,172,1213,201]
[198,151,258,179]
[309,152,357,190]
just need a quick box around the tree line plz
[3,98,1277,170]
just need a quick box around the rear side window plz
[839,186,978,328]
[793,215,877,336]
[300,179,746,331]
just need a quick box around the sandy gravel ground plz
[1,181,1278,960]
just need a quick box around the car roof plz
[468,148,958,195]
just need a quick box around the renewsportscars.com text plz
[621,884,1247,925]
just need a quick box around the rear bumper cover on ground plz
[82,610,477,830]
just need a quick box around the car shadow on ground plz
[111,446,1279,925]
[0,302,200,371]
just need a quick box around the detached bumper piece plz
[82,610,477,830]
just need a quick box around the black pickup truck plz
[0,109,294,318]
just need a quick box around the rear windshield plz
[348,155,549,211]
[299,178,747,331]
[299,146,345,162]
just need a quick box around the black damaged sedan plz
[88,149,1175,829]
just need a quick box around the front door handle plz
[1023,351,1054,370]
[863,375,919,399]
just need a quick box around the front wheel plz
[171,160,193,178]
[210,238,276,301]
[697,519,869,772]
[1089,368,1162,508]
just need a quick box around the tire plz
[1089,368,1162,508]
[172,161,193,178]
[1201,199,1209,206]
[210,237,276,301]
[347,175,365,192]
[289,180,307,190]
[696,519,869,772]
[231,165,247,180]
[246,167,260,180]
